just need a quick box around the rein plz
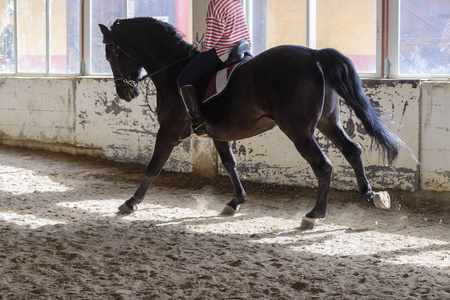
[112,43,189,88]
[145,56,190,79]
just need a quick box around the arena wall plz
[0,77,448,192]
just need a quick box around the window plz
[398,0,450,76]
[257,0,307,51]
[0,0,80,74]
[90,0,125,75]
[17,0,46,73]
[0,0,190,75]
[249,0,378,75]
[316,0,378,74]
[0,0,14,73]
[50,0,80,73]
[90,0,192,75]
[248,0,449,78]
[0,0,448,77]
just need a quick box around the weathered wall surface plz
[420,82,450,191]
[229,80,420,191]
[74,78,193,173]
[0,77,448,192]
[0,78,75,144]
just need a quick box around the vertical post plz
[126,0,135,19]
[307,0,316,49]
[381,0,389,78]
[244,0,253,44]
[387,0,400,77]
[81,0,91,75]
[46,0,50,74]
[174,0,188,38]
[13,0,18,73]
[80,0,85,74]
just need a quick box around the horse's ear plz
[99,24,112,44]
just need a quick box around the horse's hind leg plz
[318,121,372,197]
[213,140,247,215]
[279,130,333,228]
[318,120,391,209]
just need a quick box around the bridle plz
[107,41,145,89]
[106,39,189,89]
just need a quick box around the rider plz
[177,0,252,141]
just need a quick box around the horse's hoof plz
[300,216,319,229]
[373,191,391,210]
[220,204,240,216]
[118,202,138,214]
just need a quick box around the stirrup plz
[178,127,195,142]
[178,123,207,142]
[193,122,207,137]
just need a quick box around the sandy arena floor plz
[0,145,449,299]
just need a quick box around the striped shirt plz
[197,0,252,61]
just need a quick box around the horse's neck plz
[142,44,189,90]
[130,23,191,90]
[143,57,186,98]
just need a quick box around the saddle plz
[195,40,252,104]
[223,40,252,68]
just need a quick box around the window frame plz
[0,0,448,79]
[1,0,82,76]
[244,0,449,80]
[244,0,383,78]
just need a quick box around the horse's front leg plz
[213,140,247,215]
[119,134,178,214]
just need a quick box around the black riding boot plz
[179,85,208,141]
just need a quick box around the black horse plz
[99,17,412,229]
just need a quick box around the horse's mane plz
[110,17,192,52]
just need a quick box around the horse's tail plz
[315,48,413,166]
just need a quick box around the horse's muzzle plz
[117,86,140,102]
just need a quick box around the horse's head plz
[99,23,142,102]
